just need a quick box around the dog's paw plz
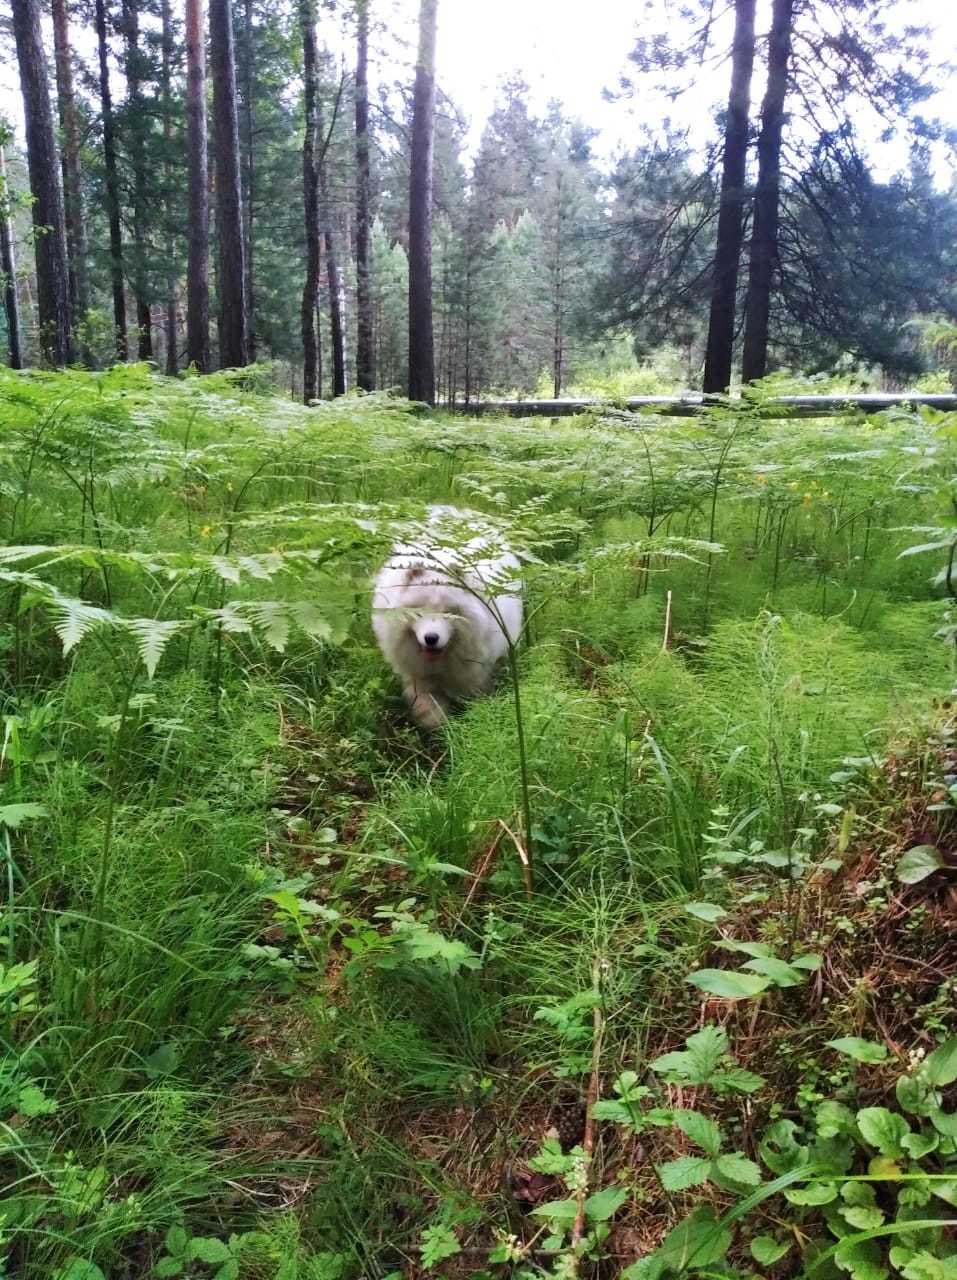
[406,687,448,730]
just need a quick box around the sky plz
[2,0,955,183]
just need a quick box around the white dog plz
[372,507,523,729]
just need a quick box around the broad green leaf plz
[924,1035,957,1087]
[529,1197,578,1222]
[784,1182,838,1205]
[164,1226,189,1258]
[816,1101,857,1139]
[687,968,771,998]
[54,1262,106,1280]
[583,1184,628,1221]
[833,1236,889,1280]
[856,1107,911,1158]
[897,1074,939,1117]
[930,1109,957,1138]
[657,1155,713,1191]
[896,845,945,885]
[791,952,823,970]
[189,1238,232,1264]
[0,802,49,829]
[841,1205,885,1231]
[902,1131,939,1159]
[715,939,774,959]
[742,956,806,987]
[760,1119,810,1174]
[751,1235,790,1265]
[826,1037,889,1064]
[714,1152,762,1185]
[931,1179,957,1207]
[673,1109,722,1157]
[644,1208,731,1273]
[18,1084,58,1117]
[153,1260,183,1278]
[591,1099,640,1127]
[683,901,727,922]
[717,1065,766,1093]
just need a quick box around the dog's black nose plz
[423,632,440,648]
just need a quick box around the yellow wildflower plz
[757,473,768,485]
[803,493,812,505]
[788,481,798,490]
[200,524,212,537]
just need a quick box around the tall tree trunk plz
[551,171,566,399]
[300,0,321,402]
[702,0,756,393]
[122,0,153,359]
[318,99,347,397]
[242,0,257,361]
[11,0,73,365]
[51,0,91,361]
[185,0,210,371]
[122,0,153,360]
[354,0,375,390]
[407,0,437,404]
[0,143,23,369]
[209,0,249,368]
[94,0,129,360]
[161,0,178,374]
[741,0,794,384]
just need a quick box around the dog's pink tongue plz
[422,648,442,663]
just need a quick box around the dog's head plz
[400,565,463,663]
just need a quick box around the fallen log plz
[445,393,957,420]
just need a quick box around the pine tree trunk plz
[94,0,128,361]
[51,0,91,361]
[300,0,321,402]
[185,0,210,371]
[0,144,23,369]
[741,0,794,384]
[12,0,73,366]
[161,0,178,374]
[242,0,257,361]
[551,171,566,399]
[354,0,375,390]
[702,0,756,393]
[407,0,437,404]
[209,0,249,368]
[122,0,152,360]
[318,100,347,397]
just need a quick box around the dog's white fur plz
[371,507,523,728]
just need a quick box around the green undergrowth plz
[1,365,956,1278]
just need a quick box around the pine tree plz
[11,0,73,365]
[51,0,90,359]
[702,0,756,393]
[318,92,347,397]
[408,0,437,404]
[354,0,375,391]
[160,0,179,374]
[0,136,23,369]
[185,0,210,370]
[300,0,321,402]
[94,0,129,360]
[209,0,249,367]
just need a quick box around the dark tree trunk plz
[242,0,257,361]
[185,0,210,371]
[51,0,91,361]
[300,0,321,402]
[702,0,757,394]
[316,291,323,398]
[550,171,566,400]
[12,0,73,366]
[407,0,437,404]
[354,0,375,390]
[318,99,346,397]
[0,144,23,369]
[209,0,249,368]
[161,0,178,374]
[741,0,794,384]
[94,0,128,360]
[122,0,153,360]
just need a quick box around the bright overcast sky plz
[2,0,955,183]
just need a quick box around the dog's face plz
[398,566,465,664]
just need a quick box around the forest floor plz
[1,365,956,1280]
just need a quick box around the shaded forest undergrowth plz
[1,365,956,1279]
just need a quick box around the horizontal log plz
[446,393,957,420]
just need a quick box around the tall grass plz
[0,364,953,1275]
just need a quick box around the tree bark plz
[741,0,794,384]
[354,0,375,390]
[122,0,153,360]
[300,0,321,402]
[702,0,756,393]
[550,171,566,399]
[407,0,437,404]
[185,0,210,371]
[51,0,91,361]
[242,0,257,361]
[0,143,23,369]
[318,99,347,397]
[161,0,178,374]
[12,0,73,366]
[94,0,128,361]
[209,0,249,368]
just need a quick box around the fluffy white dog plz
[372,507,523,729]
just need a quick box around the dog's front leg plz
[404,683,449,730]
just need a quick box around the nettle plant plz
[598,1030,957,1280]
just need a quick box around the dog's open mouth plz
[419,645,444,663]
